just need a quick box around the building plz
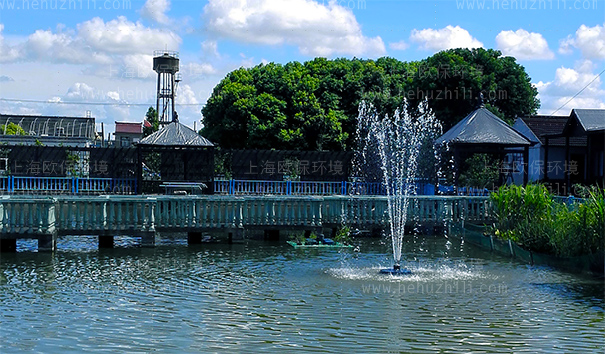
[114,121,143,147]
[512,115,586,183]
[513,108,604,190]
[0,113,96,147]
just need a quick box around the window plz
[0,158,7,172]
[120,136,131,147]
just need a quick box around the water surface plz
[1,235,603,353]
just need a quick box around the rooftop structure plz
[0,113,96,147]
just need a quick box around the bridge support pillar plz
[38,233,57,252]
[188,231,203,245]
[0,238,17,252]
[228,228,245,244]
[99,235,114,248]
[141,232,156,247]
[263,229,279,242]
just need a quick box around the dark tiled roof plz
[520,116,587,147]
[571,109,605,132]
[436,106,530,146]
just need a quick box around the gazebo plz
[136,121,215,194]
[435,104,533,188]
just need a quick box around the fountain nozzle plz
[393,264,401,271]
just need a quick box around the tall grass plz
[490,184,604,257]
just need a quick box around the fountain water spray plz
[356,100,442,275]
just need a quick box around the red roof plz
[115,122,142,134]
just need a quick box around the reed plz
[490,184,604,257]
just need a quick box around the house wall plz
[114,133,142,147]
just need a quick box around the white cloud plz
[202,0,385,57]
[201,40,220,58]
[3,17,181,68]
[77,17,181,55]
[409,25,483,51]
[181,62,217,81]
[176,84,199,105]
[496,29,554,60]
[536,60,605,114]
[0,24,23,62]
[389,40,409,51]
[141,0,171,25]
[121,54,156,79]
[559,23,605,60]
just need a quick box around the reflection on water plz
[1,235,603,353]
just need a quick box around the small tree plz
[143,107,159,137]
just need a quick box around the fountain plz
[355,100,442,275]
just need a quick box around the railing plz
[0,176,137,195]
[214,179,393,196]
[213,179,444,196]
[0,196,56,234]
[1,195,494,237]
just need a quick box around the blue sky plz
[0,0,603,134]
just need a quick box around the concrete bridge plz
[0,195,493,251]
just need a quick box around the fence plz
[0,176,137,195]
[213,179,439,196]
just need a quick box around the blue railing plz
[213,179,439,196]
[0,176,137,194]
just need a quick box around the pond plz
[1,235,603,353]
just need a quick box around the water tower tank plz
[153,51,179,74]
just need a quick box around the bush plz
[549,186,604,257]
[490,184,604,256]
[490,184,555,253]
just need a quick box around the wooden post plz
[544,136,549,181]
[523,146,529,185]
[565,135,570,194]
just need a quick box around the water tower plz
[153,50,181,124]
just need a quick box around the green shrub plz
[491,184,604,257]
[550,186,604,257]
[490,184,555,253]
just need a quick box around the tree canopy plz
[201,48,539,151]
[143,107,159,138]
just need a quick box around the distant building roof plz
[568,109,605,133]
[137,121,213,147]
[515,116,586,147]
[436,106,531,146]
[115,122,143,134]
[0,113,95,139]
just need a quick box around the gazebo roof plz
[436,106,531,146]
[137,121,214,147]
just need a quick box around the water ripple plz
[1,238,603,353]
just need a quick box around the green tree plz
[0,122,26,135]
[201,49,539,150]
[143,107,159,138]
